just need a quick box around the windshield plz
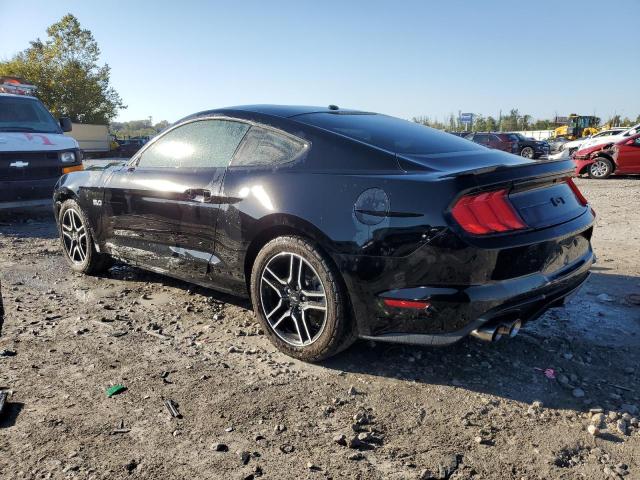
[0,96,61,133]
[295,113,482,155]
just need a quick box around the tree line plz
[414,109,640,132]
[110,119,170,139]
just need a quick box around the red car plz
[574,133,640,178]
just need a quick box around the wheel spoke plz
[70,212,80,231]
[301,289,324,297]
[300,310,312,343]
[62,230,73,241]
[271,309,291,329]
[290,311,304,345]
[297,256,304,289]
[266,299,282,319]
[262,277,282,297]
[265,267,287,286]
[301,300,326,311]
[286,254,294,284]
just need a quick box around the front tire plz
[588,157,613,179]
[250,236,354,362]
[520,146,535,158]
[58,199,111,274]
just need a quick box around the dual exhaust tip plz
[471,319,522,342]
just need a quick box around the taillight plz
[451,189,527,235]
[566,177,588,206]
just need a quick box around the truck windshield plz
[0,96,61,134]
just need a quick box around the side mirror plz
[59,117,72,132]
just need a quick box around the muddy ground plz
[0,178,639,480]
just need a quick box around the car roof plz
[192,104,372,119]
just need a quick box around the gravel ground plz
[0,177,639,480]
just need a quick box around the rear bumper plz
[363,250,592,346]
[335,211,595,346]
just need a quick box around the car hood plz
[580,134,624,150]
[0,132,79,151]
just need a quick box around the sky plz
[1,0,638,124]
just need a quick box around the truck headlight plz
[60,151,76,163]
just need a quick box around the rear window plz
[231,126,307,167]
[295,113,482,155]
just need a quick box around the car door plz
[616,134,640,173]
[102,118,250,280]
[488,134,507,152]
[208,125,310,294]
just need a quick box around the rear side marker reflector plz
[451,189,526,235]
[62,165,83,174]
[383,299,430,309]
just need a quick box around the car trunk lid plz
[415,154,588,233]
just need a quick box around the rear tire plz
[588,157,613,179]
[250,236,354,362]
[58,199,112,274]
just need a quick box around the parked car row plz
[549,124,640,160]
[464,132,550,159]
[573,132,640,178]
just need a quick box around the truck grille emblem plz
[9,161,29,168]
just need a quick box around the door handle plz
[184,188,212,203]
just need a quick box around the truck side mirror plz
[59,117,72,132]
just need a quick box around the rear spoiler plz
[443,159,575,186]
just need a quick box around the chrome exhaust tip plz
[508,319,522,338]
[470,325,501,342]
[472,319,522,342]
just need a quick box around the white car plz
[1,78,83,210]
[549,125,640,160]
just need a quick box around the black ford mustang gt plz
[53,105,595,361]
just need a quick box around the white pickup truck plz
[0,77,83,210]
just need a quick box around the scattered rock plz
[616,420,629,436]
[572,388,585,398]
[124,459,138,473]
[591,413,606,427]
[279,444,295,454]
[348,452,364,461]
[212,443,228,452]
[239,451,251,465]
[587,424,600,437]
[333,434,347,446]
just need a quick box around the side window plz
[231,126,308,167]
[474,134,488,144]
[137,119,249,168]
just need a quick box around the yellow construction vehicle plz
[553,114,600,140]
